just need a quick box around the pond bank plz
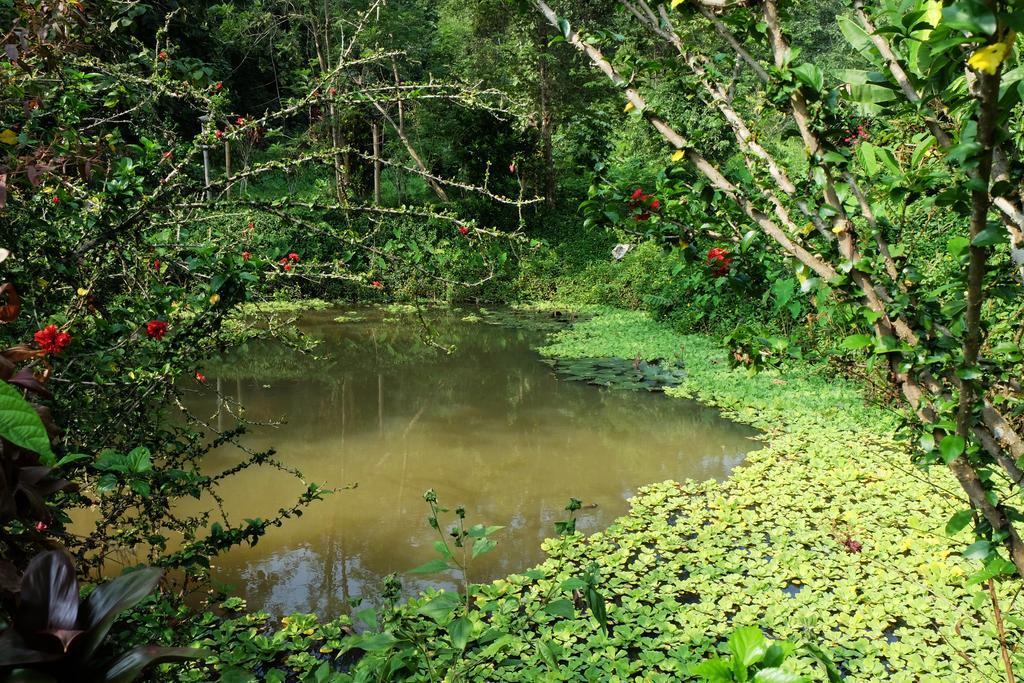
[134,306,1022,682]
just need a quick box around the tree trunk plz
[372,120,382,206]
[538,20,556,206]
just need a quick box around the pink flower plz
[35,521,48,532]
[236,117,245,126]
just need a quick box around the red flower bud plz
[459,226,469,235]
[158,50,168,61]
[236,117,245,126]
[215,82,222,90]
[284,263,292,271]
[242,251,251,261]
[214,130,223,139]
[196,372,207,383]
[153,259,161,271]
[371,280,383,289]
[288,252,300,262]
[51,195,59,204]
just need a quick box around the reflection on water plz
[182,308,758,617]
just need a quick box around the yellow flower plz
[0,129,17,145]
[623,102,635,113]
[831,225,846,234]
[671,149,685,162]
[671,0,685,7]
[968,31,1016,75]
[209,293,221,305]
[77,287,89,296]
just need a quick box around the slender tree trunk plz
[538,19,556,206]
[223,141,231,199]
[372,120,382,205]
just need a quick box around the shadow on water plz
[180,308,759,617]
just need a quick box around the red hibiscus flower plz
[35,521,48,532]
[146,320,168,341]
[284,264,292,271]
[278,257,289,265]
[51,196,59,204]
[650,199,661,210]
[196,372,207,383]
[631,187,645,201]
[214,82,222,90]
[242,251,251,261]
[34,325,72,354]
[707,247,733,277]
[158,50,168,61]
[236,117,245,126]
[214,130,223,139]
[153,259,161,271]
[371,280,383,289]
[459,226,469,235]
[288,252,300,262]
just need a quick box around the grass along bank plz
[527,308,1022,681]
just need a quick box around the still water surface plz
[184,308,757,617]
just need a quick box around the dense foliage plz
[3,0,1024,680]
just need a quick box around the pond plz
[182,308,758,617]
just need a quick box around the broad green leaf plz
[448,616,472,650]
[939,434,965,464]
[729,626,767,669]
[0,380,55,462]
[417,591,460,623]
[543,599,575,619]
[409,559,449,574]
[753,669,806,683]
[941,1,997,35]
[792,63,824,92]
[946,509,974,535]
[963,539,992,560]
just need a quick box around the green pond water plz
[180,308,758,617]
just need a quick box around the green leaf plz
[0,380,55,462]
[543,599,575,619]
[946,510,974,535]
[837,16,878,63]
[409,559,449,574]
[947,236,970,257]
[471,537,497,559]
[417,591,461,623]
[753,669,806,683]
[971,225,1004,246]
[792,63,824,92]
[802,643,842,683]
[847,84,896,115]
[856,142,878,176]
[939,435,965,464]
[942,1,997,35]
[729,626,767,669]
[963,539,992,560]
[840,334,873,351]
[689,657,733,682]
[448,616,472,650]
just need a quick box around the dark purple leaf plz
[102,645,207,683]
[16,551,79,637]
[0,629,63,666]
[77,567,162,659]
[9,369,52,399]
